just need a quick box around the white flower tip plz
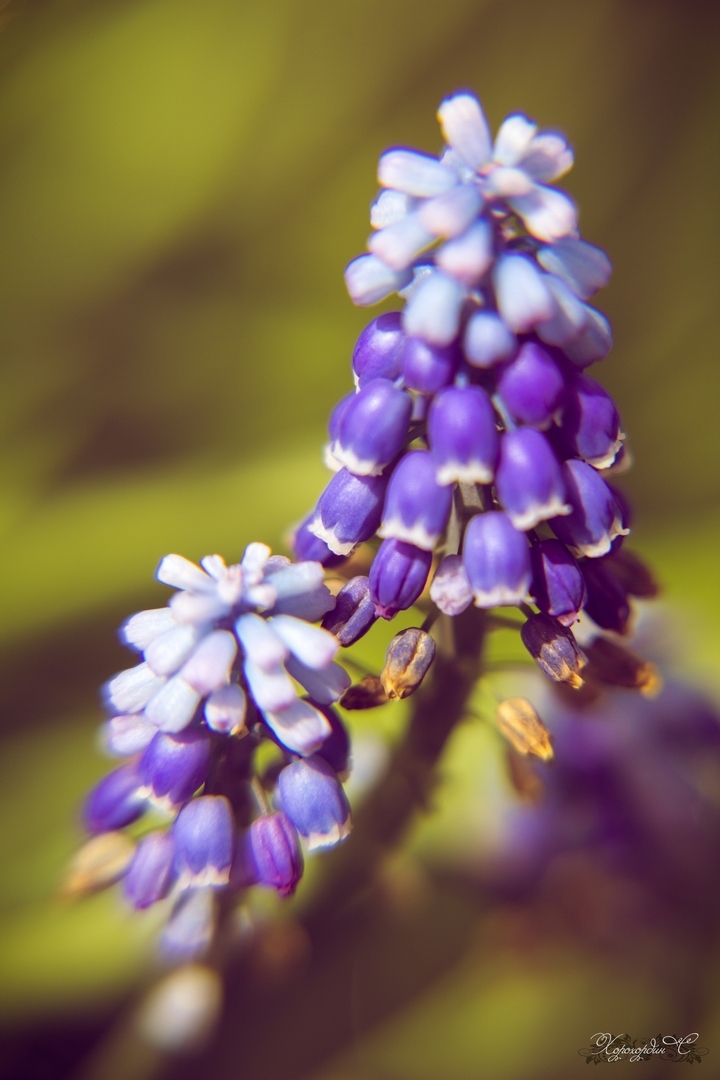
[437,92,492,172]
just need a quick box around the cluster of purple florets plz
[294,91,634,646]
[82,545,351,961]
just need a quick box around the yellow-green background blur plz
[1,1,719,1077]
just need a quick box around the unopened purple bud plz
[549,459,629,558]
[379,450,452,550]
[496,342,565,429]
[332,378,412,476]
[83,764,146,835]
[530,539,586,626]
[429,554,473,615]
[581,558,631,634]
[428,385,499,485]
[352,312,406,387]
[123,831,175,910]
[401,336,458,395]
[462,511,532,607]
[560,374,623,468]
[173,796,234,889]
[139,729,212,812]
[321,575,378,646]
[463,311,517,368]
[520,612,587,688]
[277,756,351,850]
[248,811,303,897]
[495,429,569,531]
[369,538,432,619]
[310,468,387,556]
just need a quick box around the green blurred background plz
[1,1,719,1077]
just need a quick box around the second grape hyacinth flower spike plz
[78,543,355,961]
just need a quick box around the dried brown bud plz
[61,831,136,898]
[520,612,587,688]
[340,674,388,710]
[496,697,554,761]
[584,636,663,698]
[381,628,436,700]
[602,547,660,599]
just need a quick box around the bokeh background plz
[1,1,720,1077]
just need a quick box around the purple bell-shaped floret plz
[83,763,146,835]
[550,459,629,558]
[495,429,569,531]
[331,378,412,476]
[138,729,212,813]
[369,538,433,619]
[309,468,387,556]
[378,450,453,550]
[530,539,586,626]
[277,755,352,850]
[352,312,406,387]
[462,511,532,608]
[173,796,234,890]
[401,336,458,395]
[247,811,304,898]
[496,342,565,429]
[428,385,499,485]
[123,831,175,910]
[293,514,347,568]
[560,373,624,469]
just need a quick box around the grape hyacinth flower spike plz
[78,543,355,962]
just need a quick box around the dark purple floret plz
[495,428,569,531]
[311,468,388,556]
[496,342,565,429]
[401,336,458,394]
[321,575,377,646]
[139,729,212,811]
[123,831,175,910]
[83,763,146,835]
[581,558,631,634]
[369,538,432,619]
[248,811,304,897]
[550,459,628,558]
[531,539,586,626]
[560,373,623,468]
[293,514,347,568]
[333,378,412,476]
[352,311,406,387]
[277,755,351,848]
[173,795,234,888]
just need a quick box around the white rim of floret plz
[376,517,439,552]
[505,495,571,533]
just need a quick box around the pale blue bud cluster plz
[82,545,353,962]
